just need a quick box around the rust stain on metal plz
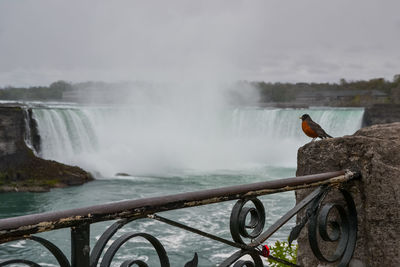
[0,170,358,242]
[58,215,84,224]
[37,221,56,232]
[183,196,230,208]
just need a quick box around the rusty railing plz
[0,170,359,267]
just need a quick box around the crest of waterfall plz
[31,105,364,177]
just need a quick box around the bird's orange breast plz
[302,121,318,138]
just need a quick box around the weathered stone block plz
[295,123,400,266]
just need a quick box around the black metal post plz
[71,223,90,267]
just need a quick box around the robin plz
[300,114,332,141]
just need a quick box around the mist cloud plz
[0,0,399,86]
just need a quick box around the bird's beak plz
[299,117,302,119]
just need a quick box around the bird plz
[299,114,332,141]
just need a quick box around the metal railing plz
[0,170,359,267]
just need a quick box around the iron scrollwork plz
[91,218,196,267]
[99,232,169,267]
[218,198,267,267]
[220,249,264,267]
[226,186,357,267]
[0,259,41,267]
[290,187,358,267]
[308,189,357,267]
[230,198,266,245]
[0,171,359,267]
[90,218,171,267]
[0,236,70,267]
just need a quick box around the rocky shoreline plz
[0,146,93,192]
[0,106,93,192]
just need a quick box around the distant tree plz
[49,80,72,91]
[0,81,72,100]
[392,84,400,104]
[366,78,385,91]
[394,74,400,84]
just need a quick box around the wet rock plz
[26,108,41,153]
[295,122,400,267]
[362,104,400,126]
[115,172,131,176]
[0,106,93,192]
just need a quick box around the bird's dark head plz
[299,114,310,121]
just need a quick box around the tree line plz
[0,81,72,101]
[1,76,399,104]
[249,75,400,103]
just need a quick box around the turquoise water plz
[0,106,364,266]
[0,167,296,266]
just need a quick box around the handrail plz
[0,170,360,267]
[0,170,356,242]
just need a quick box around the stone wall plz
[295,123,400,266]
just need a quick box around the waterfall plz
[31,107,99,162]
[22,107,41,155]
[231,108,364,139]
[31,105,364,177]
[229,107,364,168]
[22,108,34,152]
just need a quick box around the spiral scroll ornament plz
[219,249,264,267]
[307,188,357,267]
[99,232,170,267]
[222,198,266,267]
[230,198,266,245]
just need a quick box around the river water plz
[0,104,364,266]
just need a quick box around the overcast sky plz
[0,0,399,86]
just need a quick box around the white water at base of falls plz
[31,106,364,178]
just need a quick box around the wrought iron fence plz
[0,170,359,267]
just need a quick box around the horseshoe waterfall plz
[31,105,364,178]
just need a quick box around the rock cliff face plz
[0,107,23,156]
[362,104,400,126]
[0,106,93,192]
[295,123,400,266]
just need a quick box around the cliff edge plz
[362,103,400,126]
[295,122,400,266]
[0,106,93,192]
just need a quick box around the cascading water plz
[31,105,365,177]
[32,107,99,161]
[22,108,34,152]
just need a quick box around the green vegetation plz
[1,75,400,105]
[0,172,7,186]
[0,80,72,101]
[268,240,298,267]
[249,75,400,104]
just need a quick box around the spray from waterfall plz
[31,103,364,178]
